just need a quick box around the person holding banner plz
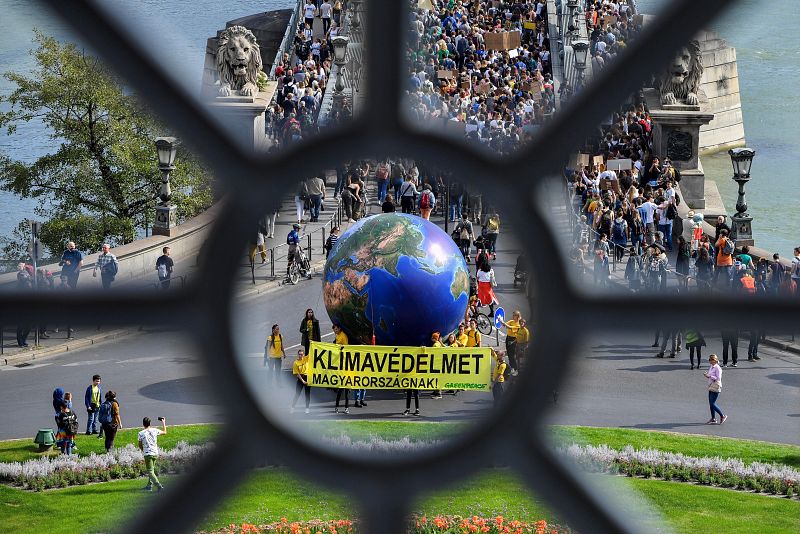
[290,349,311,414]
[429,332,444,400]
[299,308,321,356]
[332,324,351,414]
[492,349,507,406]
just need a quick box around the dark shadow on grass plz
[621,422,714,430]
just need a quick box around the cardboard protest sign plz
[437,69,456,80]
[523,21,536,30]
[606,158,632,171]
[308,342,492,391]
[593,155,605,168]
[603,14,618,27]
[485,31,521,50]
[508,49,519,58]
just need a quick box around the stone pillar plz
[644,89,714,209]
[152,204,178,237]
[207,93,272,153]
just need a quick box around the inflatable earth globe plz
[323,213,470,346]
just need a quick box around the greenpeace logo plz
[443,383,486,390]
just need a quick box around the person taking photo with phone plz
[138,416,167,491]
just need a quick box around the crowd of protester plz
[406,0,557,154]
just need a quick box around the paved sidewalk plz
[551,198,800,357]
[1,171,348,365]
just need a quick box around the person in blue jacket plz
[84,374,102,435]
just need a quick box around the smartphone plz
[157,417,165,421]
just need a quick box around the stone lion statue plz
[216,25,262,97]
[659,40,703,106]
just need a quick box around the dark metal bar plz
[507,0,734,180]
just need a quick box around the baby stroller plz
[514,254,528,288]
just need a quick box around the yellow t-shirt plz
[335,331,349,345]
[516,327,530,344]
[267,334,283,357]
[493,360,506,383]
[432,340,443,347]
[466,328,481,347]
[292,356,309,376]
[505,319,521,338]
[456,333,469,347]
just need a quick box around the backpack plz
[419,191,432,209]
[740,276,756,295]
[486,217,499,232]
[376,164,389,181]
[98,400,113,425]
[665,203,677,220]
[62,411,79,435]
[612,220,626,241]
[157,263,168,278]
[722,238,735,256]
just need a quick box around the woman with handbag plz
[703,354,727,424]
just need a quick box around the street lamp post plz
[728,147,756,246]
[572,39,590,87]
[152,137,179,237]
[331,35,350,112]
[566,0,581,32]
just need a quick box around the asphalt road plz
[1,201,797,446]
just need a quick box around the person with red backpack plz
[418,184,436,220]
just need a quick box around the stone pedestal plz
[731,214,754,247]
[644,89,714,209]
[207,92,272,153]
[153,204,178,237]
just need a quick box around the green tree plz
[0,30,213,257]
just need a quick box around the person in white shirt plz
[138,416,167,491]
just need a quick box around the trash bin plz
[34,428,56,451]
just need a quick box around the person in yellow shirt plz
[290,349,311,414]
[264,324,286,388]
[491,349,507,406]
[455,323,469,347]
[516,319,530,369]
[332,324,351,414]
[465,319,481,347]
[499,310,523,376]
[429,332,444,400]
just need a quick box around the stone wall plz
[697,29,746,154]
[0,204,221,290]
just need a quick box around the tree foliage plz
[0,31,213,257]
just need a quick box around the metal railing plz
[269,0,303,80]
[248,197,345,283]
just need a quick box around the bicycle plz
[286,247,313,285]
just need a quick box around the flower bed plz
[199,516,568,534]
[0,441,212,491]
[561,443,800,497]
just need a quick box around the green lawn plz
[0,467,796,533]
[0,424,218,463]
[2,422,799,533]
[551,426,800,468]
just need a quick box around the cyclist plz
[286,223,301,280]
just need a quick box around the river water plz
[636,0,799,254]
[1,1,797,253]
[0,0,294,245]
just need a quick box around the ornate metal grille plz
[5,1,790,533]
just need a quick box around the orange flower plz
[495,516,504,527]
[481,527,489,533]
